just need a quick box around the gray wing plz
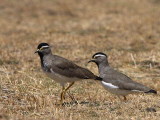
[50,55,98,79]
[103,68,150,92]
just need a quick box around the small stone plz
[146,107,156,112]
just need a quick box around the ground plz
[0,0,160,119]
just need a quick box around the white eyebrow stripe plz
[95,54,106,57]
[41,46,50,49]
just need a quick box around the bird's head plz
[88,52,108,66]
[35,43,52,55]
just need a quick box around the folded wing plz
[50,55,101,80]
[103,69,151,92]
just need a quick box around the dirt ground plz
[0,0,160,119]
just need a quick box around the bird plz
[35,43,102,104]
[88,52,157,100]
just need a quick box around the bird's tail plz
[95,76,102,81]
[145,89,157,94]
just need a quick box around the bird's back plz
[43,54,101,80]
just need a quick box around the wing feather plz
[103,68,150,92]
[50,55,97,79]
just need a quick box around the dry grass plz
[0,0,160,119]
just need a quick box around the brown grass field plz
[0,0,160,119]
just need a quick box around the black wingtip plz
[145,89,157,94]
[95,76,103,81]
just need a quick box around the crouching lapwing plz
[35,43,102,104]
[88,52,157,100]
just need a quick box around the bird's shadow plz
[59,100,107,107]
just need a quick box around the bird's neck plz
[38,52,52,67]
[98,61,110,74]
[38,52,44,61]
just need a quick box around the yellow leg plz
[64,82,74,95]
[67,90,76,101]
[60,86,65,104]
[60,82,75,104]
[63,82,75,98]
[123,96,127,101]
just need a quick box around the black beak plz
[88,59,96,63]
[35,49,39,53]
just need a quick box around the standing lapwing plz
[88,52,157,100]
[35,43,102,104]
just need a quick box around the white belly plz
[101,81,132,96]
[44,70,80,86]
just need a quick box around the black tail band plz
[145,89,157,94]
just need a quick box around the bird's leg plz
[65,82,75,91]
[123,96,127,101]
[63,82,75,100]
[67,90,76,101]
[60,86,65,104]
